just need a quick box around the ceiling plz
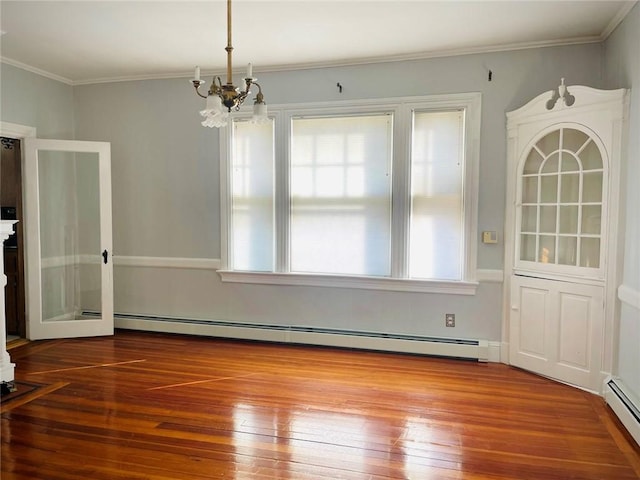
[0,1,636,85]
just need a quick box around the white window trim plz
[219,93,482,295]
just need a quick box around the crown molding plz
[600,1,638,40]
[71,36,604,86]
[0,56,73,85]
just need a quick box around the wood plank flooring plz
[2,330,639,479]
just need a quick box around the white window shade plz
[409,110,464,280]
[290,115,393,276]
[230,120,274,271]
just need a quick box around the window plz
[220,94,481,294]
[229,120,275,271]
[409,111,465,280]
[290,114,393,276]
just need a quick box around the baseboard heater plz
[604,379,640,446]
[108,312,488,362]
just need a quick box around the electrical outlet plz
[445,313,455,327]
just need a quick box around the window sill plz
[217,270,479,295]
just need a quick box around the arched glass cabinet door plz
[516,126,606,278]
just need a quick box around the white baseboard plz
[604,378,640,446]
[500,341,510,365]
[113,313,495,362]
[487,341,501,362]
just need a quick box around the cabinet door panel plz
[510,274,603,391]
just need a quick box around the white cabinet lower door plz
[510,275,604,392]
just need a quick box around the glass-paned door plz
[24,139,113,340]
[517,127,605,274]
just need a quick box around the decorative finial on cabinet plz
[546,78,576,110]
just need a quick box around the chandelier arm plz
[192,81,208,99]
[251,82,265,104]
[211,76,224,95]
[252,82,263,96]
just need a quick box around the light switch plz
[482,231,498,244]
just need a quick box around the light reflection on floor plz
[231,401,453,479]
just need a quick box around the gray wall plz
[0,62,74,139]
[603,4,640,400]
[70,44,602,341]
[73,79,219,259]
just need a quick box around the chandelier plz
[191,0,268,128]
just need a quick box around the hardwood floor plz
[2,330,639,479]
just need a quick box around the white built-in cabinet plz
[504,82,628,393]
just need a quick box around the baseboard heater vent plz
[605,379,640,446]
[106,312,488,362]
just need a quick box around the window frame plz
[219,93,481,295]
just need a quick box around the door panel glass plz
[581,205,601,234]
[562,129,589,153]
[522,176,538,203]
[523,150,544,174]
[559,206,578,234]
[540,176,557,203]
[558,236,577,265]
[518,127,604,272]
[539,235,555,263]
[520,234,536,262]
[583,172,603,202]
[580,141,603,170]
[560,174,580,202]
[541,153,559,173]
[38,151,101,322]
[539,206,557,233]
[560,153,579,172]
[580,238,600,268]
[521,206,537,232]
[536,130,559,156]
